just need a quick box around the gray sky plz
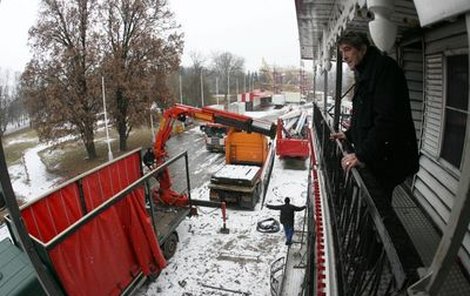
[171,0,301,71]
[0,0,301,73]
[0,0,39,73]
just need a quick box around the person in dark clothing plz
[143,148,155,170]
[331,31,419,200]
[330,31,423,274]
[266,197,306,246]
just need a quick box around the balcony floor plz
[393,185,470,295]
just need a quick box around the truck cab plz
[200,123,228,152]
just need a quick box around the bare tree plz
[0,77,9,136]
[100,0,183,151]
[22,0,102,159]
[258,59,273,91]
[211,52,244,105]
[183,51,209,106]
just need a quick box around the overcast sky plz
[0,0,301,73]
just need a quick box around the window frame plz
[439,48,469,174]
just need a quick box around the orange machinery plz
[276,112,310,159]
[152,103,276,207]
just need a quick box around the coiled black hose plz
[256,217,280,233]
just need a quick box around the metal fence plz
[311,103,420,295]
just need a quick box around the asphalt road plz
[164,125,225,196]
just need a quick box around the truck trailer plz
[3,148,192,295]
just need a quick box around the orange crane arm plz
[151,103,276,206]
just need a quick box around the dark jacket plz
[143,149,155,167]
[266,203,306,227]
[345,46,419,187]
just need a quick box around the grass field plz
[3,126,155,179]
[2,129,39,166]
[39,127,155,179]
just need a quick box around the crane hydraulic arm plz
[152,103,276,206]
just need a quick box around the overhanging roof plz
[295,0,421,65]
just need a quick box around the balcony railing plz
[310,103,421,295]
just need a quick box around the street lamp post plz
[149,103,155,143]
[179,72,183,104]
[243,73,246,93]
[216,77,219,105]
[227,68,230,106]
[200,69,204,106]
[101,76,113,161]
[236,79,239,96]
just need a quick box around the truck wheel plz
[162,232,178,260]
[247,183,262,210]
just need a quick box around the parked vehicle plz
[200,123,228,152]
[4,148,191,295]
[275,109,310,159]
[272,94,286,107]
[154,104,276,210]
[209,129,275,209]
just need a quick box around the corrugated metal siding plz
[402,46,424,140]
[413,25,470,274]
[421,54,443,157]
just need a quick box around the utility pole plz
[243,73,246,93]
[179,72,183,104]
[216,77,219,105]
[149,102,155,143]
[227,67,230,105]
[236,79,239,96]
[102,76,113,161]
[200,68,204,106]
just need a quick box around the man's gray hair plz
[338,31,370,49]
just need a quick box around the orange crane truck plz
[152,103,276,210]
[0,103,276,295]
[208,129,273,209]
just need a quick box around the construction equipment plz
[209,129,272,209]
[276,109,310,159]
[153,103,276,210]
[0,103,276,295]
[200,123,228,152]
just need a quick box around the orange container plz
[225,130,268,165]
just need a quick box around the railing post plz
[311,102,421,295]
[333,46,343,132]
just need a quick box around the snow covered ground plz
[7,143,62,202]
[0,104,311,295]
[140,150,309,295]
[3,134,83,204]
[138,105,310,295]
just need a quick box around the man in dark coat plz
[331,31,419,200]
[331,31,423,275]
[143,148,155,170]
[266,197,306,245]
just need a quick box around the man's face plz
[339,44,366,70]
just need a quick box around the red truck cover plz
[20,151,166,295]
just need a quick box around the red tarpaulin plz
[20,151,167,295]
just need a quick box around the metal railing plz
[270,256,285,296]
[311,103,420,295]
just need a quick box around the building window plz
[441,54,468,169]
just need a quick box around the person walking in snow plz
[266,197,306,246]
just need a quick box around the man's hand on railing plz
[341,153,364,171]
[329,132,346,141]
